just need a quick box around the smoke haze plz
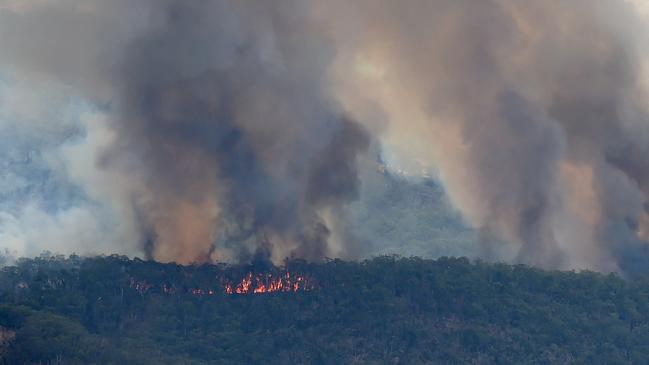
[1,0,649,273]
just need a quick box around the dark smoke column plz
[105,1,369,263]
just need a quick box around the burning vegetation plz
[224,272,312,295]
[129,270,315,296]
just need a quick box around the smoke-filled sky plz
[1,0,649,274]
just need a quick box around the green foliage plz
[1,255,649,364]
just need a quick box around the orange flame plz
[228,272,312,295]
[130,271,313,296]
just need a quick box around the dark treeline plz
[1,255,649,364]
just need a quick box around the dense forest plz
[1,255,649,364]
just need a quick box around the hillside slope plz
[348,169,478,259]
[1,255,649,364]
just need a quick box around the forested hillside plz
[348,169,478,259]
[1,255,649,364]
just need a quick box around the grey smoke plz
[105,1,370,263]
[1,0,649,273]
[0,0,371,264]
[327,0,649,273]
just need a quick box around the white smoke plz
[0,73,140,258]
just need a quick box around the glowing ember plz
[227,272,313,295]
[129,271,314,296]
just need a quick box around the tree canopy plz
[0,254,648,364]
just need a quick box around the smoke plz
[1,0,649,273]
[0,73,138,258]
[328,0,649,273]
[110,2,371,263]
[0,0,370,264]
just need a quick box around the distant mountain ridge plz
[349,167,478,259]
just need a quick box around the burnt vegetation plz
[1,255,649,364]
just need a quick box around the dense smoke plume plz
[105,2,372,263]
[326,0,649,274]
[0,0,371,264]
[1,0,649,273]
